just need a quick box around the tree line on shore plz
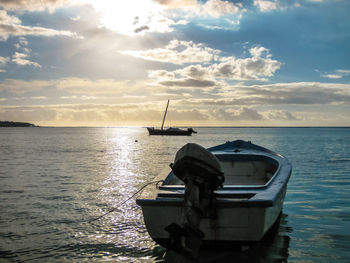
[0,121,38,127]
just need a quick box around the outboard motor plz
[165,143,224,259]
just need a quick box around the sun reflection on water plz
[82,128,157,260]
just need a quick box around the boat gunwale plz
[136,196,275,207]
[162,152,283,189]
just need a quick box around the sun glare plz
[88,0,164,35]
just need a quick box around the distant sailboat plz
[146,100,197,136]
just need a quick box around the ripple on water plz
[1,127,350,262]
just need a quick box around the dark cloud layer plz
[160,78,216,87]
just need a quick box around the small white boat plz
[136,140,292,257]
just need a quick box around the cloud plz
[0,56,10,65]
[167,108,209,121]
[154,64,219,89]
[336,69,350,75]
[148,70,176,80]
[0,103,262,126]
[126,42,281,82]
[254,0,278,12]
[321,74,342,79]
[55,78,137,95]
[321,69,350,79]
[134,25,150,33]
[0,103,344,126]
[249,46,271,58]
[153,0,198,8]
[31,96,48,100]
[144,14,182,34]
[211,54,281,81]
[145,43,281,88]
[122,40,221,64]
[0,78,149,99]
[0,0,241,37]
[85,0,180,35]
[2,78,349,126]
[159,78,216,87]
[70,15,81,21]
[12,52,41,67]
[0,10,79,41]
[178,82,350,106]
[0,103,209,125]
[0,10,21,24]
[211,107,263,121]
[199,0,242,18]
[148,0,245,32]
[6,36,42,69]
[176,64,211,79]
[230,82,350,105]
[0,105,57,122]
[155,0,243,17]
[0,93,348,126]
[0,0,72,12]
[0,79,52,93]
[267,110,298,120]
[237,107,264,120]
[18,39,27,46]
[14,37,29,50]
[253,0,304,12]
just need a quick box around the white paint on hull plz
[141,185,286,242]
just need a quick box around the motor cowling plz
[171,143,224,189]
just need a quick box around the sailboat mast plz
[161,99,170,131]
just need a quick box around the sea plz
[0,127,349,262]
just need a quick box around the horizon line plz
[11,125,350,128]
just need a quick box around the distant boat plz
[146,100,197,136]
[137,140,292,258]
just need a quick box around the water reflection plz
[152,213,291,263]
[81,128,168,261]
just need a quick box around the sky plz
[0,0,349,127]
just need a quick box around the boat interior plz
[164,154,278,187]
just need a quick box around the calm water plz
[0,127,349,262]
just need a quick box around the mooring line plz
[88,180,164,223]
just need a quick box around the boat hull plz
[139,185,286,245]
[147,127,195,136]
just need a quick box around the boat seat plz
[218,159,276,186]
[224,175,267,185]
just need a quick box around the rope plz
[88,180,164,223]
